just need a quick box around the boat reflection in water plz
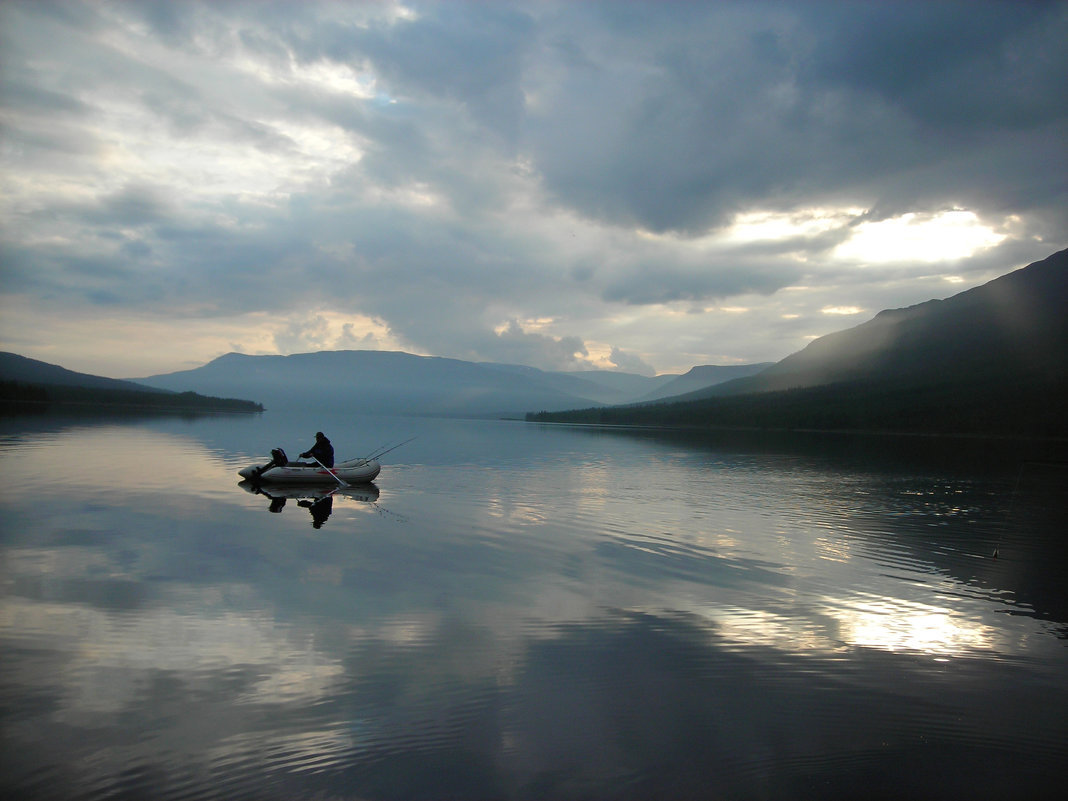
[238,480,380,528]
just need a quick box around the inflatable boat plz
[238,448,380,485]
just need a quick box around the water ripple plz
[2,417,1066,799]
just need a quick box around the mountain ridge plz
[0,352,263,412]
[674,247,1068,402]
[1,348,772,419]
[134,349,725,416]
[637,363,774,402]
[529,247,1068,438]
[0,352,172,394]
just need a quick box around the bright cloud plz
[822,306,864,316]
[834,210,1007,264]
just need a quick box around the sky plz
[1,0,1065,379]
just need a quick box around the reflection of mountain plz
[531,248,1068,437]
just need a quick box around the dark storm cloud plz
[3,243,143,306]
[603,257,803,306]
[523,0,1068,234]
[343,4,535,145]
[524,3,817,232]
[804,1,1064,130]
[0,79,92,118]
[86,185,176,228]
[131,0,199,47]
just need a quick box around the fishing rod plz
[363,436,417,462]
[364,440,393,460]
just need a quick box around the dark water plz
[1,410,1066,800]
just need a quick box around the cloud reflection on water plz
[1,414,1065,799]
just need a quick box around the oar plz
[313,457,349,487]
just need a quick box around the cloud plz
[273,314,334,354]
[608,347,655,377]
[482,319,590,371]
[1,0,1065,377]
[601,254,803,306]
[343,3,536,147]
[804,1,1065,131]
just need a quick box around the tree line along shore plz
[0,380,263,413]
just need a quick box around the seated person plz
[300,431,334,467]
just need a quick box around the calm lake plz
[1,409,1065,800]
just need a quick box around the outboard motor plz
[240,447,290,481]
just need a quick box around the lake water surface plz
[1,410,1066,800]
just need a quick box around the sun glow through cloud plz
[834,210,1006,263]
[821,306,863,316]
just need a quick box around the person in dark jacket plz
[300,431,334,467]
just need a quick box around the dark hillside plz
[529,374,1068,439]
[638,363,773,402]
[529,248,1068,438]
[0,352,262,412]
[0,352,170,393]
[689,248,1068,399]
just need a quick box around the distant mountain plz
[530,248,1068,438]
[637,363,773,402]
[135,351,583,416]
[0,352,262,412]
[566,370,681,402]
[478,363,664,406]
[136,351,695,416]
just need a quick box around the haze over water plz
[1,410,1065,800]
